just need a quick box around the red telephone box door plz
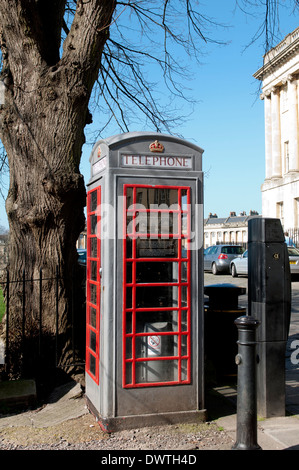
[123,184,192,388]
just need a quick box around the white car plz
[230,246,299,277]
[230,250,248,277]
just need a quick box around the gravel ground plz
[0,412,235,450]
[0,378,237,451]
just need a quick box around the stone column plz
[287,75,299,172]
[271,86,282,178]
[262,92,272,179]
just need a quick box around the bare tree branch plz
[236,0,299,52]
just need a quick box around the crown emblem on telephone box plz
[149,140,164,153]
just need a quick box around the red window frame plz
[86,187,101,384]
[122,184,192,388]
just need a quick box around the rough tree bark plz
[0,0,116,377]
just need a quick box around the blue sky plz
[0,1,299,230]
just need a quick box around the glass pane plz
[181,286,188,307]
[136,286,178,308]
[126,214,134,234]
[126,239,132,258]
[135,311,176,333]
[126,262,132,284]
[89,354,96,376]
[181,359,188,381]
[126,187,133,209]
[125,362,132,385]
[135,332,175,359]
[181,189,188,210]
[160,211,179,235]
[181,213,188,235]
[126,337,132,359]
[135,212,148,234]
[181,239,188,258]
[90,190,98,212]
[136,188,155,207]
[90,330,96,353]
[126,287,132,308]
[130,210,180,236]
[90,237,97,258]
[91,260,97,281]
[135,359,177,383]
[181,310,188,332]
[126,312,132,333]
[136,262,178,283]
[90,214,97,235]
[90,284,97,305]
[136,239,178,258]
[148,211,159,235]
[90,306,97,329]
[181,262,188,282]
[181,334,188,357]
[135,188,178,208]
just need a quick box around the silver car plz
[204,244,244,275]
[230,250,248,277]
[230,246,299,277]
[287,246,299,274]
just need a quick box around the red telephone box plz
[85,132,205,431]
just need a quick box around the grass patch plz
[0,286,5,322]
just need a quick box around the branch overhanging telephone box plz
[85,132,205,431]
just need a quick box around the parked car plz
[230,245,299,277]
[287,246,299,274]
[204,244,245,275]
[230,250,248,277]
[77,248,87,266]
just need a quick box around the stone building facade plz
[203,211,260,249]
[254,27,299,230]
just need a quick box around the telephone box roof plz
[89,131,204,162]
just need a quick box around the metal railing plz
[0,266,86,378]
[284,228,299,248]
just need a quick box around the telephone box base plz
[86,396,207,433]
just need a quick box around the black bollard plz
[232,315,261,450]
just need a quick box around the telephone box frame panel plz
[85,132,205,429]
[86,186,101,384]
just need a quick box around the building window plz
[276,201,284,226]
[294,198,299,228]
[284,141,289,174]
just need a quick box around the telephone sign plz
[121,154,193,168]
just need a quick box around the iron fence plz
[0,266,86,378]
[284,228,299,247]
[215,241,248,249]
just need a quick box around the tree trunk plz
[0,0,116,379]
